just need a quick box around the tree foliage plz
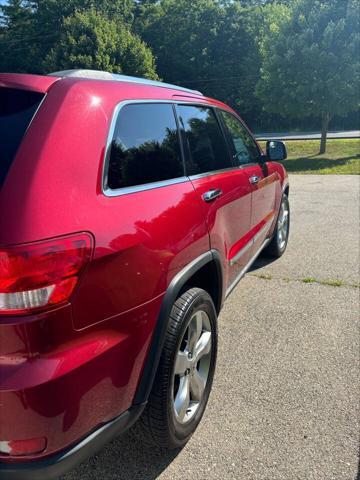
[0,0,34,72]
[44,9,157,78]
[0,0,358,134]
[0,0,147,74]
[256,0,360,151]
[135,0,266,121]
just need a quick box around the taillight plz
[0,233,93,315]
[0,437,46,456]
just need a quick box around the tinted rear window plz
[0,88,44,185]
[177,105,232,176]
[107,103,183,190]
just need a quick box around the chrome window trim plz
[187,162,261,181]
[188,166,237,181]
[104,176,189,197]
[238,162,259,169]
[102,100,261,198]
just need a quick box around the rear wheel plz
[135,288,217,450]
[264,193,290,258]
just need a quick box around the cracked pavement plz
[62,175,360,480]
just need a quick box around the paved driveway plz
[62,175,359,480]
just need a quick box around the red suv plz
[0,70,289,479]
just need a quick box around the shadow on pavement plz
[249,255,278,272]
[62,430,180,480]
[281,154,359,172]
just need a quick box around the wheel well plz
[180,260,222,314]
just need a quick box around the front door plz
[218,110,278,257]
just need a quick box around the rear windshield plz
[0,88,44,185]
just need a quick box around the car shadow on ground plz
[281,154,359,172]
[249,255,278,272]
[62,430,181,480]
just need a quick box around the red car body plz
[0,71,288,479]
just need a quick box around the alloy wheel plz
[172,310,212,424]
[277,197,289,250]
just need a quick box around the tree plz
[135,0,265,125]
[0,0,35,72]
[43,9,158,78]
[0,0,137,73]
[256,0,360,153]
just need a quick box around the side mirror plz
[266,140,287,161]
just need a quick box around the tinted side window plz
[220,111,260,166]
[177,105,232,176]
[0,88,44,186]
[107,103,183,190]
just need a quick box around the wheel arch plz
[133,250,223,405]
[283,182,290,197]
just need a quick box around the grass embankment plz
[259,138,360,174]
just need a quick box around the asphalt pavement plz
[62,175,360,480]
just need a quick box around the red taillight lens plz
[0,437,47,456]
[0,233,93,315]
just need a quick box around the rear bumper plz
[0,403,145,480]
[0,297,162,465]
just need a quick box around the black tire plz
[134,287,218,450]
[264,194,290,258]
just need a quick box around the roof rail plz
[48,69,203,96]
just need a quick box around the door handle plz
[202,188,222,203]
[249,175,261,185]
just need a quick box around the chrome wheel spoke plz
[174,351,189,376]
[188,312,202,352]
[174,375,190,421]
[190,370,205,401]
[194,331,211,362]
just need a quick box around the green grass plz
[320,279,344,287]
[259,138,360,174]
[250,272,359,288]
[302,277,317,284]
[256,273,272,280]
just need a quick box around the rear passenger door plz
[176,104,253,291]
[218,110,278,257]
